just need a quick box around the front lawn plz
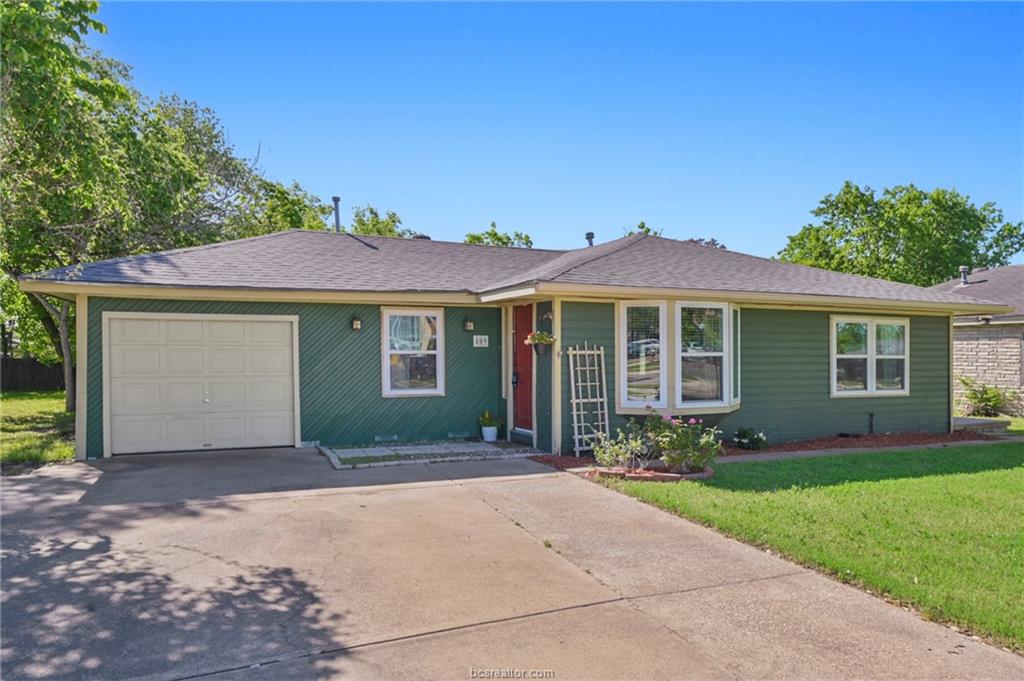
[1,391,75,466]
[603,444,1024,652]
[1009,417,1023,435]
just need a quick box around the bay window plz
[676,302,733,408]
[382,308,445,397]
[831,316,908,396]
[619,302,667,407]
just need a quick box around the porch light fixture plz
[463,319,475,332]
[351,317,362,331]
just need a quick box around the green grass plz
[1008,417,1023,435]
[1,391,75,465]
[604,444,1024,652]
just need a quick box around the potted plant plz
[524,330,556,355]
[479,411,502,442]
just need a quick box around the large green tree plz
[778,182,1024,287]
[0,1,328,410]
[464,221,533,248]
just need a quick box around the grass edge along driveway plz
[1,390,74,465]
[603,443,1024,654]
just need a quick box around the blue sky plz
[90,2,1023,258]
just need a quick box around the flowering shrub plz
[732,427,767,450]
[656,417,722,473]
[591,429,649,469]
[524,331,555,346]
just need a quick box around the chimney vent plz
[959,265,970,286]
[585,231,595,247]
[331,196,341,233]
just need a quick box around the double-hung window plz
[619,302,667,408]
[676,302,732,407]
[831,316,909,396]
[382,308,445,397]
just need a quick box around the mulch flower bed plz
[529,455,597,470]
[722,430,994,455]
[531,431,994,472]
[529,455,713,481]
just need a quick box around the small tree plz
[349,205,409,237]
[464,221,533,248]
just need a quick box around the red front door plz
[512,304,534,431]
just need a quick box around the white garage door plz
[106,314,298,455]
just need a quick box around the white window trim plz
[381,307,445,398]
[830,316,910,398]
[675,301,732,409]
[617,301,668,409]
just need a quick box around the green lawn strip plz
[1,391,75,464]
[603,443,1024,653]
[1008,417,1023,435]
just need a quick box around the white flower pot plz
[481,426,498,442]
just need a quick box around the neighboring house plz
[19,231,1008,460]
[930,264,1024,416]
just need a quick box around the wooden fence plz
[1,357,65,392]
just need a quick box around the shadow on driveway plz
[0,499,348,680]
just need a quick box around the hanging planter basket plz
[533,343,551,356]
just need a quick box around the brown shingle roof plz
[23,230,1008,310]
[27,231,562,293]
[929,264,1024,321]
[482,234,1006,308]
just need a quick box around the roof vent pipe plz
[585,231,595,247]
[331,196,341,233]
[959,265,970,286]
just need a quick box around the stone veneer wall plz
[952,324,1024,416]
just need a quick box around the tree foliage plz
[0,1,328,409]
[348,205,409,237]
[778,181,1024,287]
[464,221,533,248]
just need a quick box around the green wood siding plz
[533,301,553,452]
[715,310,950,441]
[85,298,503,459]
[558,304,950,452]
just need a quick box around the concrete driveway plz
[2,449,1021,681]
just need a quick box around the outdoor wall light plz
[351,318,362,331]
[463,319,475,332]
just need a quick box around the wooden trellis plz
[567,342,609,456]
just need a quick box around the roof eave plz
[17,278,483,305]
[526,282,1016,315]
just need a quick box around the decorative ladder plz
[567,342,610,457]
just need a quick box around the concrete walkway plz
[2,452,1021,680]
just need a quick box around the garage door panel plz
[111,319,161,344]
[208,381,246,409]
[165,382,205,410]
[163,417,206,450]
[112,417,165,452]
[207,347,247,374]
[164,347,204,374]
[207,321,246,344]
[249,414,292,443]
[246,381,290,408]
[108,315,296,455]
[249,321,290,344]
[112,382,163,412]
[163,320,204,343]
[112,347,161,376]
[206,415,249,445]
[249,347,290,374]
